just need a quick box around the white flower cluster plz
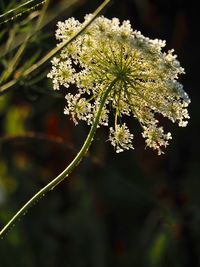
[142,125,172,155]
[47,15,190,154]
[109,124,134,153]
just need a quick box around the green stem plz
[23,0,110,77]
[0,0,50,84]
[0,0,45,25]
[0,78,117,239]
[0,0,111,95]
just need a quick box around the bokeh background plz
[0,0,199,266]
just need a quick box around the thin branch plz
[0,132,72,147]
[0,0,82,57]
[0,0,111,96]
[0,0,50,84]
[0,0,46,25]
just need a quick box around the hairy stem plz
[0,78,117,238]
[0,0,50,84]
[0,0,46,25]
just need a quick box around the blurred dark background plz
[0,0,199,266]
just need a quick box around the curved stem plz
[0,78,117,238]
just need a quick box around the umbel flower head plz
[47,15,190,155]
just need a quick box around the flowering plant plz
[48,15,190,155]
[0,3,190,237]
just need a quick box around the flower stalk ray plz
[48,15,190,154]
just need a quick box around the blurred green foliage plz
[0,0,199,267]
